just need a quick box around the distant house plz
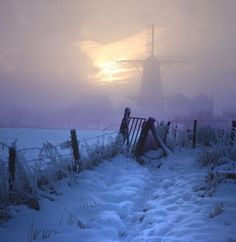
[191,94,213,119]
[166,93,213,120]
[221,109,236,119]
[166,93,192,119]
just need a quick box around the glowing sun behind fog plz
[78,29,148,84]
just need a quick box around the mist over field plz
[0,0,236,128]
[1,3,236,242]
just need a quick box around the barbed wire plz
[19,147,41,152]
[79,130,119,143]
[0,129,118,164]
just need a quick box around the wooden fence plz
[119,107,236,158]
[1,107,235,208]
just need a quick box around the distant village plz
[165,93,214,120]
[0,92,235,129]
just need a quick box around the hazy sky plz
[0,0,236,112]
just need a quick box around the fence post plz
[192,120,197,148]
[163,121,171,144]
[70,129,80,172]
[174,125,178,142]
[8,146,16,197]
[231,120,236,143]
[119,107,131,145]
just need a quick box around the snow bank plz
[0,151,236,242]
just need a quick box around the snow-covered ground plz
[1,150,235,242]
[0,128,116,149]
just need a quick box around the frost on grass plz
[0,141,75,213]
[80,134,124,170]
[33,142,77,188]
[195,127,236,197]
[0,133,124,219]
[197,127,235,166]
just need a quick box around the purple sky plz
[0,0,236,115]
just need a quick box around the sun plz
[99,61,118,80]
[96,61,123,83]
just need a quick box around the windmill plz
[119,25,184,117]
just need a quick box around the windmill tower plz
[120,25,164,116]
[140,25,163,114]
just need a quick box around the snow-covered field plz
[0,128,117,162]
[1,150,236,242]
[0,128,116,149]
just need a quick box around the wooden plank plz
[132,119,144,153]
[135,119,152,158]
[129,118,139,148]
[149,120,171,156]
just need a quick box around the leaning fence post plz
[231,120,236,143]
[192,120,197,148]
[70,129,80,172]
[135,118,153,158]
[8,146,16,197]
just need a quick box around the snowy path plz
[1,151,236,242]
[125,153,208,242]
[124,152,236,242]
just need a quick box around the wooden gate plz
[119,107,171,158]
[119,107,146,154]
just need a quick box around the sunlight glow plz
[77,29,148,84]
[96,61,123,82]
